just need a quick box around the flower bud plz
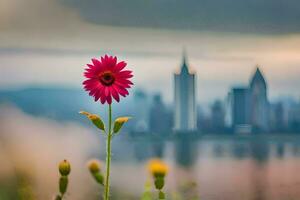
[87,159,102,174]
[113,116,131,134]
[79,111,105,131]
[93,173,104,185]
[87,159,104,185]
[59,160,71,176]
[148,159,168,178]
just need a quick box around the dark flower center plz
[99,71,115,86]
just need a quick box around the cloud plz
[2,0,300,34]
[61,0,300,34]
[0,0,81,31]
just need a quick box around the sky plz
[0,0,300,104]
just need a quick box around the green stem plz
[158,190,165,200]
[104,104,112,200]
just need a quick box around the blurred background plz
[1,0,300,199]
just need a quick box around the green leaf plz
[79,111,105,131]
[113,116,131,134]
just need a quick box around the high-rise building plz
[211,100,225,131]
[149,94,172,133]
[269,102,285,132]
[133,89,150,132]
[174,52,197,131]
[231,87,251,133]
[225,91,233,128]
[288,101,300,132]
[249,67,269,132]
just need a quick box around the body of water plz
[107,134,300,200]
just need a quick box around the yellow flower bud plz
[87,159,102,174]
[115,117,130,123]
[148,159,168,178]
[113,116,131,134]
[79,111,105,131]
[59,160,71,176]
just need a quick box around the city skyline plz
[0,53,299,133]
[0,50,299,105]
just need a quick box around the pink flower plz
[83,55,133,104]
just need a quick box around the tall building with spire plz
[174,52,197,131]
[249,67,269,132]
[229,66,269,133]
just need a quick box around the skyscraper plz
[231,87,251,133]
[133,89,150,132]
[229,66,270,133]
[149,94,172,133]
[249,67,269,132]
[211,100,225,131]
[174,52,197,131]
[269,102,285,131]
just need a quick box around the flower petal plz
[104,87,110,97]
[107,94,112,104]
[114,61,127,72]
[117,86,129,97]
[100,93,106,104]
[111,86,120,102]
[92,58,101,67]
